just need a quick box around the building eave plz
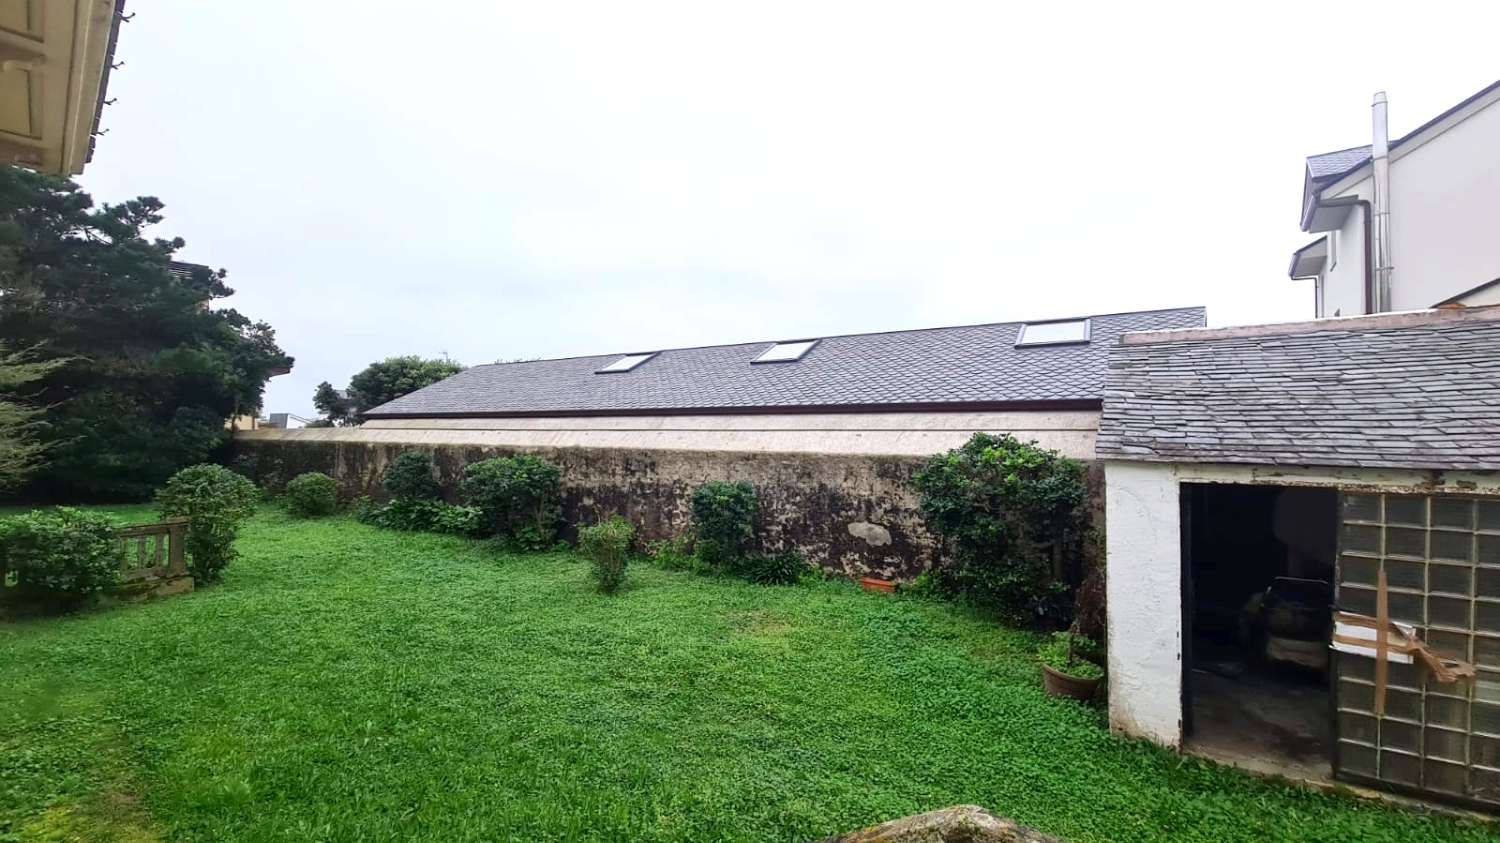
[362,398,1105,422]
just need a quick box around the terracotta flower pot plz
[860,576,896,594]
[1042,663,1103,701]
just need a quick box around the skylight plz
[752,339,818,363]
[1016,319,1090,347]
[596,352,656,373]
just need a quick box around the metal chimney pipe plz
[1371,91,1393,312]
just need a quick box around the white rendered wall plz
[1104,461,1183,746]
[260,410,1103,459]
[1105,459,1500,749]
[1320,94,1500,314]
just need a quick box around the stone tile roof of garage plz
[364,306,1207,418]
[1097,307,1500,471]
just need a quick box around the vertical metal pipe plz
[1371,92,1393,312]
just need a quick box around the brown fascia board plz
[1119,303,1500,347]
[361,398,1104,421]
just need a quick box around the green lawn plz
[1,509,1494,842]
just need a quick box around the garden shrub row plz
[357,451,811,594]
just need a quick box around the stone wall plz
[234,435,943,579]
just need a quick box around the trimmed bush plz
[690,481,757,570]
[383,451,441,502]
[156,464,260,581]
[736,549,808,586]
[460,455,561,550]
[914,433,1086,628]
[0,507,122,607]
[285,472,338,517]
[358,499,482,536]
[579,515,634,594]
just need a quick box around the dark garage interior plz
[1183,483,1339,780]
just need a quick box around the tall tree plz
[314,356,463,425]
[0,167,293,500]
[0,344,66,492]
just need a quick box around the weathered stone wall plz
[234,436,943,579]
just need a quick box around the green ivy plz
[914,433,1085,627]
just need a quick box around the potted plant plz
[1038,631,1104,701]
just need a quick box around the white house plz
[1289,78,1500,317]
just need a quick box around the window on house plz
[752,339,818,363]
[596,353,656,373]
[1016,319,1090,346]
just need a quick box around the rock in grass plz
[819,804,1056,843]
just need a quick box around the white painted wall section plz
[1103,458,1500,750]
[1104,460,1183,747]
[1317,92,1500,314]
[262,410,1103,459]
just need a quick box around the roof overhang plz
[1301,190,1359,233]
[362,398,1105,422]
[1288,236,1328,280]
[0,0,124,176]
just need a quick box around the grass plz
[1,508,1495,842]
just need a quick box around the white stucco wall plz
[275,410,1105,459]
[1320,92,1500,314]
[1104,461,1183,746]
[1105,459,1500,749]
[1319,196,1369,318]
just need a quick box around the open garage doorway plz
[1182,483,1338,781]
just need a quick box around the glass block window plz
[1336,493,1500,806]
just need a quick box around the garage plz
[1097,306,1500,808]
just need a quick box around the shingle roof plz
[1097,309,1500,470]
[1306,144,1373,180]
[365,307,1206,418]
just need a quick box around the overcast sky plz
[78,2,1500,418]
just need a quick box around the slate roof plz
[1097,309,1500,471]
[365,307,1206,418]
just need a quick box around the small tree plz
[382,451,441,502]
[690,481,757,570]
[460,455,561,550]
[312,382,355,426]
[579,515,633,594]
[156,464,260,581]
[914,433,1086,627]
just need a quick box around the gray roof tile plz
[1097,314,1500,471]
[366,307,1206,418]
